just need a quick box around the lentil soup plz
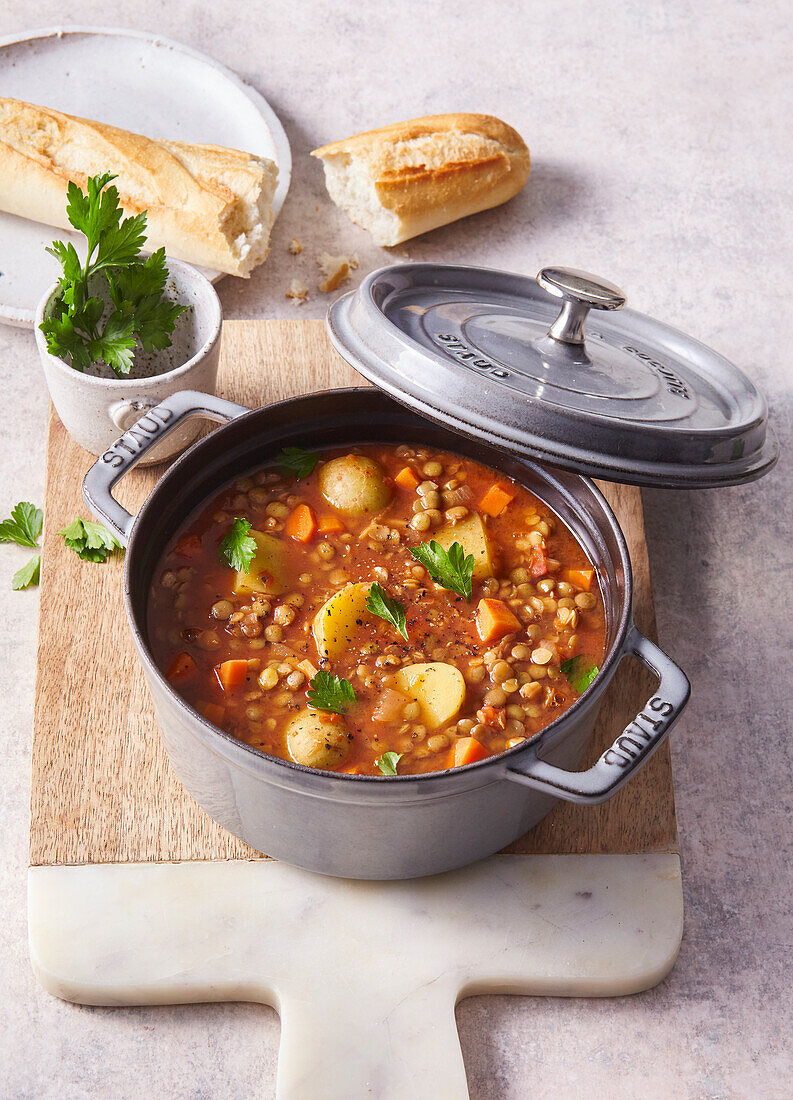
[147,444,606,776]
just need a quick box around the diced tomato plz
[529,544,549,579]
[173,534,202,558]
[477,704,507,730]
[372,688,410,723]
[167,652,197,682]
[202,702,225,726]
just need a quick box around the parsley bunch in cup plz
[39,173,188,376]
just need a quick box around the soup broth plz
[147,444,606,776]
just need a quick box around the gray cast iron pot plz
[83,388,690,880]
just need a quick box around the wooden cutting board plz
[28,320,681,1100]
[31,319,677,865]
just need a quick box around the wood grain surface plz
[30,320,677,867]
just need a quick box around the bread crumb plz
[285,278,309,305]
[317,251,359,293]
[288,238,303,255]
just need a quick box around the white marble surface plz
[28,855,683,1100]
[0,2,791,1097]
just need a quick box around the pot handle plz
[505,626,690,804]
[82,389,250,546]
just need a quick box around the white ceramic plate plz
[0,25,292,328]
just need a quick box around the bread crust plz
[0,98,277,276]
[311,113,530,245]
[311,112,528,160]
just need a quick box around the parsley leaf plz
[560,655,599,694]
[65,174,120,250]
[408,540,475,601]
[78,296,106,334]
[366,583,409,641]
[59,518,124,563]
[93,211,148,271]
[276,447,320,480]
[2,502,43,590]
[220,517,258,572]
[0,502,43,547]
[39,311,93,371]
[46,240,83,297]
[307,671,356,714]
[12,554,40,590]
[88,311,137,376]
[109,248,169,308]
[133,295,189,354]
[40,174,189,376]
[375,751,403,776]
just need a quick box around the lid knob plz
[538,267,626,346]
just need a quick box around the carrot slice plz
[285,503,318,543]
[451,736,491,768]
[394,465,421,490]
[214,659,249,691]
[202,702,225,726]
[167,652,197,682]
[475,598,521,644]
[317,512,345,535]
[173,534,202,558]
[563,568,594,591]
[479,482,516,517]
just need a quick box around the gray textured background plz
[1,2,791,1097]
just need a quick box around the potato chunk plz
[233,530,289,595]
[287,710,349,769]
[318,454,391,516]
[312,581,372,660]
[394,662,466,729]
[433,513,495,580]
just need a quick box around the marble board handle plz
[29,856,684,1100]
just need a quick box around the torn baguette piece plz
[311,113,530,246]
[0,97,278,276]
[317,251,358,293]
[285,278,309,305]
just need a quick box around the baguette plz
[311,113,530,246]
[0,97,278,276]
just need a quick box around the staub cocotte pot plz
[83,263,775,878]
[83,387,689,879]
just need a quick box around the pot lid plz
[327,263,778,488]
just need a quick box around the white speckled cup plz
[34,258,222,465]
